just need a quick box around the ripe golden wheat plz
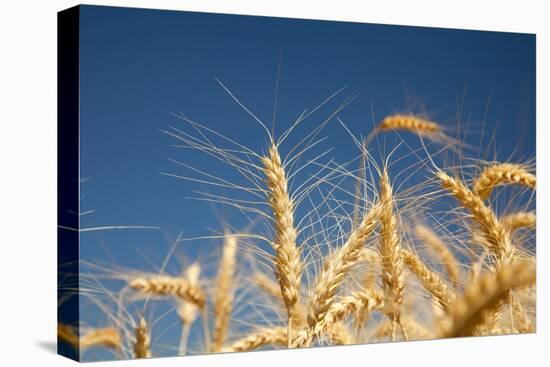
[378,115,441,134]
[473,163,536,200]
[437,171,515,263]
[130,276,205,309]
[213,235,238,352]
[439,261,535,337]
[133,317,151,358]
[501,211,536,233]
[415,224,460,287]
[261,142,304,335]
[378,169,406,340]
[402,249,456,312]
[69,104,535,361]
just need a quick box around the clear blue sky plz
[76,5,535,360]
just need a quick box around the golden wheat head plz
[130,276,205,309]
[473,163,536,200]
[439,261,535,338]
[261,143,303,328]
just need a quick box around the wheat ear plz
[402,249,455,312]
[261,142,303,337]
[501,211,536,233]
[178,262,201,355]
[222,327,288,353]
[58,323,78,348]
[437,171,514,262]
[401,317,433,340]
[372,318,396,341]
[178,263,201,324]
[439,261,535,337]
[212,235,238,352]
[415,225,460,286]
[378,169,405,339]
[296,290,383,347]
[511,292,535,333]
[80,327,121,350]
[306,202,383,329]
[253,271,286,300]
[133,317,151,359]
[360,247,379,264]
[130,276,205,309]
[375,316,433,341]
[360,247,379,289]
[473,163,536,200]
[378,114,441,134]
[253,271,307,322]
[328,323,354,345]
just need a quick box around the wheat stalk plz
[213,235,238,352]
[75,99,537,359]
[378,114,441,134]
[401,317,433,340]
[511,292,535,333]
[375,317,433,341]
[402,249,455,312]
[130,276,205,309]
[473,163,536,200]
[178,262,201,355]
[80,327,121,350]
[378,169,405,339]
[415,225,460,286]
[133,317,151,359]
[360,247,379,264]
[58,323,78,348]
[253,271,286,300]
[501,211,536,233]
[223,327,288,353]
[261,142,303,334]
[253,271,307,322]
[296,290,383,347]
[360,247,379,290]
[328,323,354,345]
[178,263,201,324]
[306,202,383,330]
[437,171,514,262]
[58,324,121,351]
[439,261,535,337]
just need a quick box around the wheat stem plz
[178,262,201,355]
[213,235,238,351]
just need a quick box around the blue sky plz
[75,5,535,360]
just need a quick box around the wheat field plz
[58,82,536,361]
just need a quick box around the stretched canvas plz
[58,5,536,362]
